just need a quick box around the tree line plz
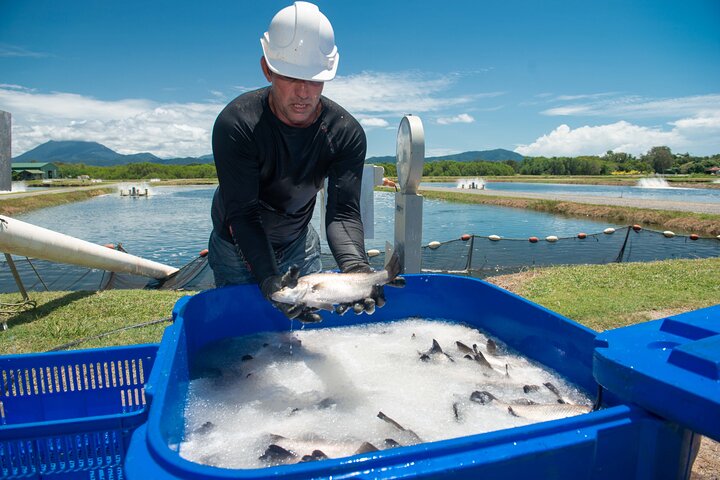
[58,162,217,180]
[55,146,719,179]
[381,146,719,177]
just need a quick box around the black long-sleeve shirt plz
[211,87,368,283]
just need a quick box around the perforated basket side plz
[0,345,158,479]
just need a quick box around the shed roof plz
[11,162,57,169]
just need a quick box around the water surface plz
[15,185,618,267]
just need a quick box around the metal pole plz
[0,110,10,192]
[394,115,425,273]
[4,253,29,301]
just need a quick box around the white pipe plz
[0,215,179,279]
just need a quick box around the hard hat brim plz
[261,38,338,82]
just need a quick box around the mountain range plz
[13,140,523,166]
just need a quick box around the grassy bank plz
[0,289,189,353]
[1,257,719,354]
[421,174,720,187]
[487,257,720,331]
[407,188,720,236]
[0,187,116,216]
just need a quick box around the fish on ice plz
[470,390,591,421]
[271,250,404,314]
[259,434,379,466]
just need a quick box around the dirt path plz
[0,183,119,200]
[420,185,720,214]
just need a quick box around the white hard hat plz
[260,1,339,82]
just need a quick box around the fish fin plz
[354,442,378,455]
[316,303,334,312]
[384,438,402,448]
[474,351,492,369]
[544,382,561,396]
[310,282,327,293]
[470,390,497,405]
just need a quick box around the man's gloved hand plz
[337,263,387,315]
[260,267,322,323]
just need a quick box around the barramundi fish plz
[271,250,403,314]
[470,390,591,421]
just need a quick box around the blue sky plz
[2,0,719,159]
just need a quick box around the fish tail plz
[384,247,402,280]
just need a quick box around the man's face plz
[262,58,324,128]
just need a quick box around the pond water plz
[422,179,720,204]
[15,185,620,268]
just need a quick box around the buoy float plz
[545,235,558,243]
[428,241,441,249]
[199,248,209,257]
[717,235,720,241]
[577,232,587,239]
[632,224,642,232]
[488,235,501,241]
[603,228,616,235]
[460,234,471,241]
[367,249,381,257]
[689,234,699,241]
[528,236,539,243]
[663,231,675,238]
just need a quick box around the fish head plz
[271,282,311,306]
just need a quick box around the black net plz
[1,227,718,294]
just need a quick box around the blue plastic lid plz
[593,304,720,441]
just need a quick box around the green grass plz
[0,290,192,354]
[513,257,720,331]
[1,258,719,354]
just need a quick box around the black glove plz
[337,263,387,315]
[260,267,322,323]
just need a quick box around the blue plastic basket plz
[0,344,157,479]
[125,276,710,479]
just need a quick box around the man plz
[208,2,380,322]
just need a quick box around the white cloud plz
[359,117,390,128]
[437,113,475,125]
[0,43,49,58]
[3,72,501,157]
[671,112,720,130]
[324,71,499,115]
[515,121,682,157]
[542,93,720,119]
[1,85,224,157]
[522,93,720,156]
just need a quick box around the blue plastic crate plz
[126,275,707,479]
[0,344,157,479]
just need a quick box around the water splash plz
[636,177,672,189]
[456,177,486,190]
[118,182,154,197]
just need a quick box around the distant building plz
[706,166,720,175]
[11,162,59,180]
